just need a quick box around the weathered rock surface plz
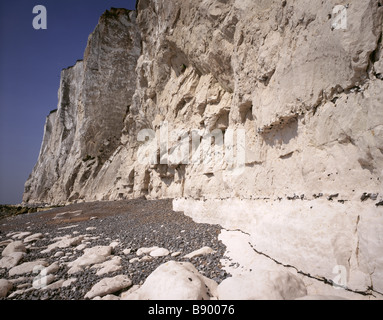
[176,198,383,295]
[217,270,307,300]
[2,241,26,257]
[67,245,112,273]
[24,0,383,207]
[41,235,84,254]
[9,260,48,277]
[149,248,170,257]
[122,261,218,300]
[23,8,141,205]
[23,233,44,244]
[0,253,25,269]
[84,275,132,299]
[0,279,13,298]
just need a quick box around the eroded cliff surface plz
[24,8,141,204]
[24,1,383,296]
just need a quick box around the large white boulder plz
[85,275,132,299]
[68,245,112,271]
[122,261,218,300]
[9,260,48,277]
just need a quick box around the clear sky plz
[0,0,137,204]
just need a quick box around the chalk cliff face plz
[24,8,141,204]
[24,1,383,296]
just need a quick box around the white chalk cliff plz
[24,1,383,297]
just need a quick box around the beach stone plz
[41,235,84,253]
[2,241,26,257]
[109,241,119,249]
[123,261,218,300]
[150,248,170,257]
[41,262,60,275]
[54,251,64,258]
[0,252,25,269]
[42,279,65,291]
[120,285,141,300]
[68,245,112,269]
[9,260,48,277]
[217,270,307,300]
[84,275,132,299]
[92,256,122,276]
[140,255,153,262]
[62,278,77,288]
[75,244,87,251]
[0,240,13,247]
[0,279,13,298]
[33,273,56,289]
[67,266,83,275]
[136,246,159,256]
[123,248,131,255]
[23,233,43,243]
[184,247,216,259]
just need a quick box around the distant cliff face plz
[23,8,141,204]
[23,0,383,296]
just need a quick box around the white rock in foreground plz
[0,252,25,269]
[9,260,48,277]
[67,246,112,273]
[150,248,170,257]
[85,275,132,299]
[296,295,348,300]
[122,261,217,300]
[0,279,13,298]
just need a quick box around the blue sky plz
[0,0,137,204]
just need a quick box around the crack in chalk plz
[222,228,251,236]
[247,242,375,297]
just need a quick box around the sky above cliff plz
[0,0,137,204]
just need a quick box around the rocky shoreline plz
[0,199,228,300]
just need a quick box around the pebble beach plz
[0,199,228,300]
